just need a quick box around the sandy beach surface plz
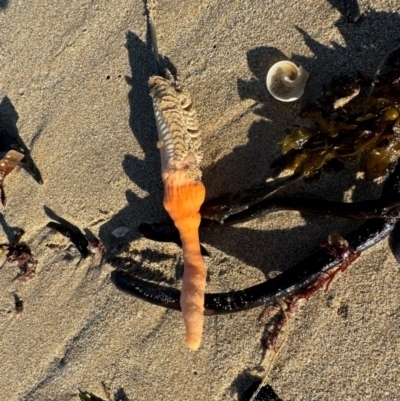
[0,0,399,400]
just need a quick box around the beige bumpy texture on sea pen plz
[149,75,206,351]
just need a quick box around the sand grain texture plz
[0,0,399,400]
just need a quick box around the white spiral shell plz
[266,61,309,102]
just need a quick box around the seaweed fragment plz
[2,230,37,281]
[45,207,105,259]
[10,243,36,281]
[47,221,90,258]
[88,238,106,257]
[275,45,400,180]
[0,149,24,206]
[46,220,106,260]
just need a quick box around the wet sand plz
[0,1,399,400]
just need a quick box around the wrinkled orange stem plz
[163,170,206,351]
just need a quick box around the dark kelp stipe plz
[138,162,400,240]
[112,159,400,315]
[112,218,393,314]
[139,192,400,238]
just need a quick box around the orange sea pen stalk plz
[149,75,206,350]
[163,170,206,351]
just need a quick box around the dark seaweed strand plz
[139,221,180,243]
[221,159,400,225]
[111,217,394,315]
[111,270,181,311]
[138,194,400,242]
[139,159,400,240]
[203,158,400,225]
[215,194,400,226]
[46,221,90,258]
[200,173,302,222]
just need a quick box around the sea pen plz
[147,2,206,351]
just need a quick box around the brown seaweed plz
[275,45,400,180]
